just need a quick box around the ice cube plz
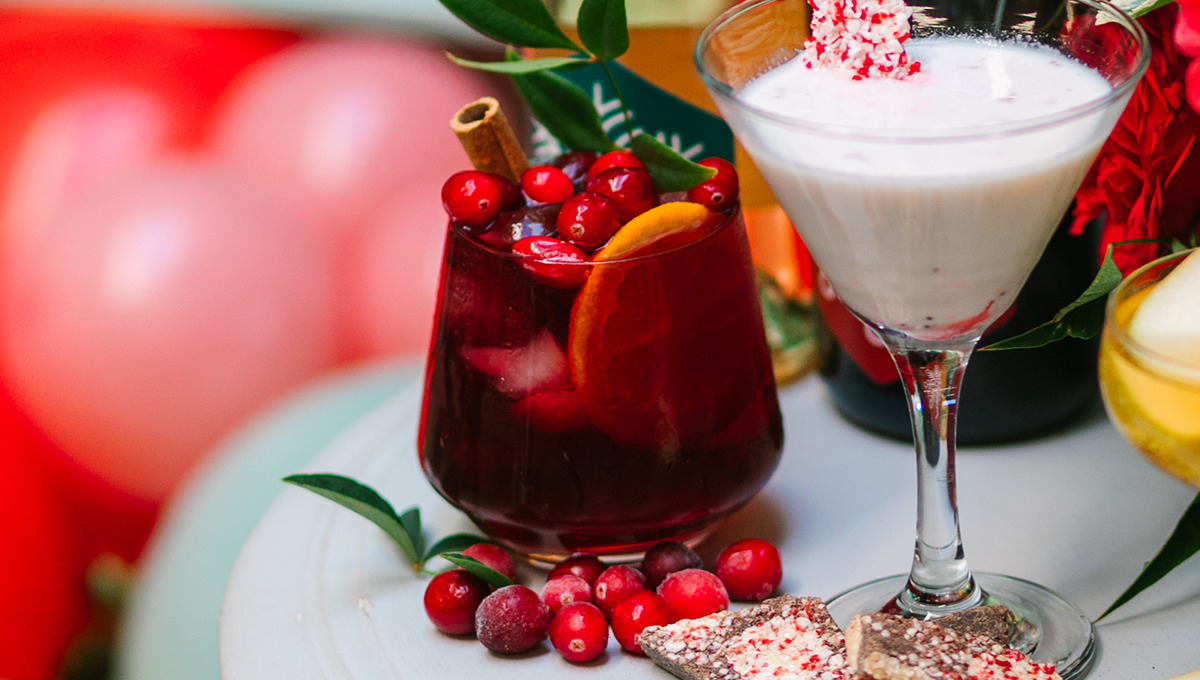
[460,329,571,397]
[1129,250,1200,368]
[510,389,589,433]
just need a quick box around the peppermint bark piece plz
[637,595,857,680]
[844,613,1061,680]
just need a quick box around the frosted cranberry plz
[521,165,576,204]
[557,192,621,250]
[479,205,560,250]
[549,553,606,586]
[640,541,704,589]
[542,574,593,613]
[587,149,646,178]
[462,542,518,583]
[512,236,590,289]
[423,569,489,635]
[714,538,783,601]
[552,150,599,189]
[475,584,552,654]
[442,170,502,229]
[593,565,648,619]
[585,167,659,223]
[686,157,740,211]
[549,602,609,663]
[657,568,729,621]
[610,590,672,654]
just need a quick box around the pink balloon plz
[1,87,170,254]
[210,36,501,250]
[0,157,339,503]
[342,193,448,361]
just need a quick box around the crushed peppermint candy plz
[801,0,921,80]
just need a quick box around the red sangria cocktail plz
[419,100,782,563]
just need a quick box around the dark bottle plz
[815,219,1102,445]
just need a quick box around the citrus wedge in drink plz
[568,202,771,451]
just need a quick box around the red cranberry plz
[549,553,606,586]
[587,149,646,178]
[542,574,593,613]
[549,602,609,663]
[585,167,659,223]
[475,584,552,654]
[494,174,524,211]
[423,569,490,635]
[610,590,672,654]
[442,170,502,229]
[462,542,517,583]
[478,205,560,250]
[593,565,648,619]
[512,236,590,289]
[686,158,740,211]
[640,541,704,589]
[657,568,729,621]
[714,539,783,601]
[552,150,599,189]
[521,165,576,204]
[557,192,621,250]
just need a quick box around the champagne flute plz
[695,0,1148,676]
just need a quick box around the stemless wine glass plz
[418,205,783,565]
[1100,249,1200,490]
[696,0,1148,676]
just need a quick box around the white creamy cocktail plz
[697,0,1148,677]
[737,37,1113,339]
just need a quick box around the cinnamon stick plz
[450,97,529,184]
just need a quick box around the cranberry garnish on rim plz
[587,149,646,178]
[686,157,740,212]
[478,205,560,250]
[442,170,503,229]
[557,192,621,250]
[585,166,659,223]
[521,164,576,205]
[552,150,599,189]
[512,236,590,289]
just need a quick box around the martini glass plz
[696,0,1147,676]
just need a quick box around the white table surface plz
[219,377,1200,680]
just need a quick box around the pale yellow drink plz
[1099,250,1200,489]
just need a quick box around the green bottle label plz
[530,61,735,164]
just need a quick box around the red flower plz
[1072,3,1200,274]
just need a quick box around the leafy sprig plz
[437,0,716,192]
[283,473,513,587]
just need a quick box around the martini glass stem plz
[885,337,984,616]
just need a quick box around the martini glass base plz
[826,573,1096,680]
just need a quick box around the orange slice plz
[568,202,772,451]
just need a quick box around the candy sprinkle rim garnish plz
[801,0,921,80]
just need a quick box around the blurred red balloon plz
[0,400,91,680]
[0,10,298,254]
[0,157,340,503]
[343,196,449,361]
[2,88,171,256]
[210,36,497,250]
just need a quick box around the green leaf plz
[440,553,516,589]
[447,53,592,74]
[1127,0,1176,18]
[630,133,718,192]
[282,473,422,567]
[510,52,617,153]
[577,0,629,62]
[980,248,1123,351]
[1097,491,1200,620]
[424,533,491,562]
[436,0,582,51]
